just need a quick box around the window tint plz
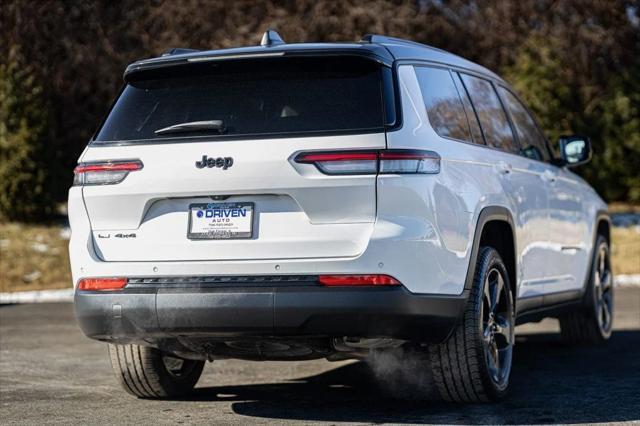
[95,56,385,142]
[452,72,485,145]
[460,74,517,153]
[414,66,471,142]
[498,87,550,162]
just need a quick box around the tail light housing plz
[73,160,143,186]
[77,277,127,291]
[318,274,401,286]
[294,149,440,175]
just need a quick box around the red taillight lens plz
[73,160,143,186]
[77,277,128,291]
[294,150,439,175]
[295,152,379,162]
[318,274,401,286]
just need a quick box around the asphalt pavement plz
[1,288,639,425]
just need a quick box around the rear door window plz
[414,66,472,142]
[94,56,386,143]
[498,87,550,162]
[460,74,518,154]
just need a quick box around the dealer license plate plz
[188,202,253,239]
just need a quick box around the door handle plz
[542,170,557,183]
[496,161,512,175]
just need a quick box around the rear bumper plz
[74,279,467,344]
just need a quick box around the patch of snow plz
[22,270,42,283]
[615,274,640,287]
[0,289,73,304]
[59,227,71,240]
[30,242,49,253]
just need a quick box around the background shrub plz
[1,0,638,221]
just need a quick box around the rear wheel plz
[108,343,205,398]
[429,246,514,402]
[560,235,613,344]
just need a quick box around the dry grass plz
[0,222,72,292]
[612,226,640,275]
[0,219,638,293]
[608,203,640,214]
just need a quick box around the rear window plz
[94,56,386,143]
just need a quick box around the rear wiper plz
[154,120,225,135]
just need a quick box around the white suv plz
[70,31,613,402]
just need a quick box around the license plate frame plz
[187,202,254,240]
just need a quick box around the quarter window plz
[498,87,550,162]
[460,74,517,153]
[452,72,485,145]
[415,66,471,142]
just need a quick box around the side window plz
[498,87,550,162]
[452,72,485,145]
[414,66,471,142]
[460,74,518,153]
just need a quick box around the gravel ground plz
[1,288,639,425]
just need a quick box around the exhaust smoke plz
[366,346,438,400]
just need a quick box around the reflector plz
[318,274,400,286]
[77,277,127,291]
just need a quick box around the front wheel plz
[560,235,614,344]
[108,343,205,398]
[429,246,515,402]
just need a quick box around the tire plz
[429,246,515,403]
[560,235,614,345]
[107,343,205,398]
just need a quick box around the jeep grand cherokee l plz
[70,31,613,402]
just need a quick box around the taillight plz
[318,274,401,286]
[294,149,440,175]
[73,160,143,186]
[294,151,378,175]
[77,277,127,291]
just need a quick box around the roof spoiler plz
[162,48,200,57]
[361,34,428,48]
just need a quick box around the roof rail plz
[161,48,200,57]
[260,29,285,47]
[360,34,426,48]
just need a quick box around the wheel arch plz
[596,211,611,244]
[465,206,517,309]
[581,210,611,294]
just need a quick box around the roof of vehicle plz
[124,31,503,83]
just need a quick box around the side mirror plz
[559,135,592,167]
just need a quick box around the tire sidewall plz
[149,347,205,397]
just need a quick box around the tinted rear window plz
[460,74,518,154]
[94,56,386,143]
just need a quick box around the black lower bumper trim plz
[75,284,467,344]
